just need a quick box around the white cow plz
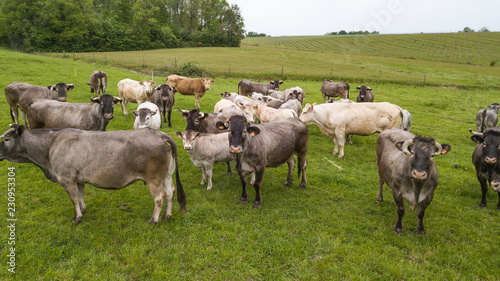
[299,102,403,158]
[240,103,297,123]
[117,78,155,115]
[132,101,161,130]
[214,99,235,113]
[176,130,234,190]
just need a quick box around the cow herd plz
[1,73,498,235]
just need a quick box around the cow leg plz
[226,161,233,176]
[199,167,207,186]
[347,134,353,145]
[336,134,346,158]
[285,156,296,186]
[195,96,200,108]
[148,182,165,224]
[77,183,87,213]
[9,107,19,125]
[167,109,172,128]
[249,172,256,185]
[298,154,307,189]
[122,100,128,115]
[204,162,214,191]
[377,177,384,203]
[333,137,339,155]
[416,196,433,235]
[253,169,265,208]
[478,175,488,208]
[162,176,175,221]
[21,110,29,128]
[238,171,250,205]
[497,192,500,210]
[392,191,405,235]
[60,181,83,224]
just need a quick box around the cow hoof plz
[148,218,160,225]
[479,203,487,209]
[238,199,247,205]
[376,199,383,204]
[416,229,426,236]
[72,216,82,225]
[253,202,262,208]
[206,186,212,191]
[80,207,87,213]
[227,172,233,177]
[393,227,403,235]
[162,214,172,221]
[284,181,292,187]
[299,183,307,189]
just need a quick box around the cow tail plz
[481,109,487,132]
[9,108,14,122]
[164,135,187,211]
[346,83,350,99]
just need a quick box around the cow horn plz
[434,142,443,156]
[469,128,483,137]
[178,108,189,114]
[198,112,205,119]
[0,127,16,139]
[401,139,413,156]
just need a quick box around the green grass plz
[0,47,499,280]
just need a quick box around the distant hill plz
[242,32,500,64]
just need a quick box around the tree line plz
[0,0,245,52]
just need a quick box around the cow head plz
[133,108,157,129]
[203,77,214,91]
[175,130,200,151]
[470,128,500,165]
[396,135,451,181]
[287,90,300,101]
[216,115,260,154]
[488,103,500,114]
[180,108,208,131]
[91,94,121,120]
[0,124,26,162]
[299,103,318,124]
[153,84,174,101]
[357,85,372,100]
[269,80,283,91]
[139,80,156,98]
[48,83,74,102]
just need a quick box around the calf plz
[475,103,499,132]
[166,74,213,107]
[356,85,374,102]
[87,71,108,96]
[176,130,234,190]
[216,115,308,207]
[376,128,451,234]
[27,94,121,131]
[214,99,236,113]
[133,101,161,130]
[238,79,283,96]
[5,81,74,127]
[240,103,297,123]
[470,128,500,209]
[321,80,350,102]
[117,78,155,115]
[151,84,175,127]
[0,125,186,224]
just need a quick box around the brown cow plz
[166,74,214,108]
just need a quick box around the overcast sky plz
[226,0,500,36]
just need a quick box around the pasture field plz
[0,47,500,280]
[45,32,500,89]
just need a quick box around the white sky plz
[227,0,500,36]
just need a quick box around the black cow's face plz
[185,109,207,131]
[472,130,500,165]
[91,94,121,120]
[0,125,25,162]
[155,84,174,101]
[217,115,260,154]
[49,83,74,102]
[397,136,451,181]
[357,86,371,99]
[270,80,283,91]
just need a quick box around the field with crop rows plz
[242,32,500,64]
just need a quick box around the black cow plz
[238,79,283,96]
[5,81,74,127]
[27,94,122,131]
[356,85,374,102]
[216,115,309,207]
[151,84,175,127]
[376,128,451,235]
[470,128,500,209]
[87,71,108,96]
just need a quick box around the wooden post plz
[281,65,284,78]
[423,74,426,87]
[378,70,381,83]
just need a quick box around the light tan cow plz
[239,103,297,123]
[299,102,403,158]
[117,78,155,115]
[166,74,214,108]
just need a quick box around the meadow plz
[0,44,499,280]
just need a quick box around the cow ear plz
[150,110,157,116]
[471,135,484,144]
[90,97,100,103]
[66,84,75,91]
[395,141,405,152]
[175,132,183,138]
[269,81,274,85]
[216,121,227,130]
[357,86,361,90]
[195,132,201,139]
[279,81,283,85]
[248,126,261,136]
[132,111,139,117]
[440,144,451,155]
[150,81,156,85]
[113,97,122,104]
[48,85,55,91]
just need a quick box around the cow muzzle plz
[485,157,497,165]
[162,97,169,101]
[58,97,67,102]
[183,145,192,151]
[411,170,428,181]
[230,145,242,154]
[491,181,500,192]
[104,113,114,120]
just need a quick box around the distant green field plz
[43,32,500,89]
[242,32,500,64]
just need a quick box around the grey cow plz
[27,94,122,131]
[87,70,108,96]
[376,128,451,235]
[356,85,374,102]
[151,84,175,127]
[0,125,186,224]
[238,79,283,96]
[475,103,499,132]
[5,81,74,128]
[216,115,308,207]
[321,80,350,102]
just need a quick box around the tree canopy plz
[0,0,245,51]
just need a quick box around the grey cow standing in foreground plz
[0,125,186,224]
